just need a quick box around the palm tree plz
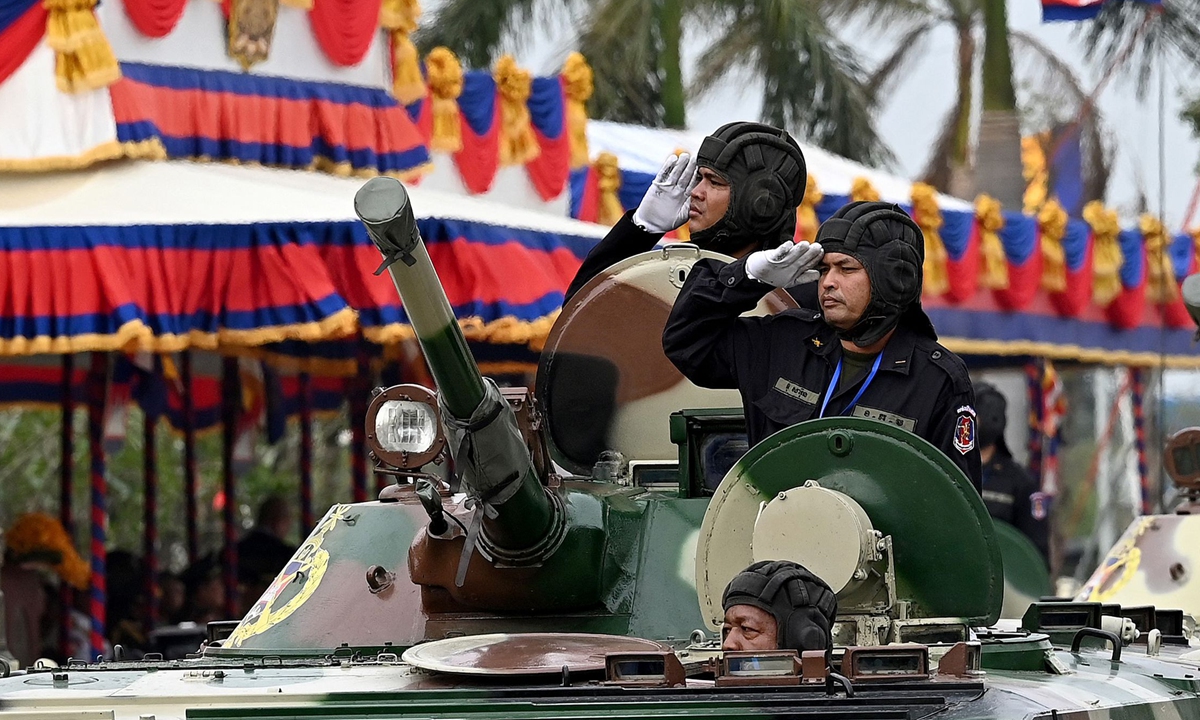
[846,0,1116,207]
[416,0,893,165]
[1078,1,1200,100]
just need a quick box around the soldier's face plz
[818,252,871,329]
[689,167,731,233]
[722,604,778,651]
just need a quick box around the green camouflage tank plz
[3,179,1200,720]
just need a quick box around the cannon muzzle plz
[355,178,555,554]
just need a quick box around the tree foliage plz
[0,407,358,574]
[416,0,893,165]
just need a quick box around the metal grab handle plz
[1070,627,1122,663]
[826,671,855,697]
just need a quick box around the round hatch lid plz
[695,418,1002,630]
[537,245,798,476]
[401,633,669,676]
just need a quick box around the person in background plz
[237,495,297,614]
[1,513,89,668]
[179,554,225,626]
[975,382,1050,561]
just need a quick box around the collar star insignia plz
[811,338,823,348]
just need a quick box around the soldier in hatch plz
[721,560,838,653]
[663,201,982,491]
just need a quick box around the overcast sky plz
[468,0,1198,229]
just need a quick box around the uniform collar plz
[824,324,915,376]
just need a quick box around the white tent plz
[586,120,973,212]
[0,159,609,236]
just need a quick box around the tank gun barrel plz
[354,177,554,552]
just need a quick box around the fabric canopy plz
[0,160,605,356]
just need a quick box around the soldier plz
[663,201,982,491]
[564,121,809,302]
[975,382,1050,561]
[721,560,837,653]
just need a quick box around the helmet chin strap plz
[693,221,755,255]
[833,311,900,349]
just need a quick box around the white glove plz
[745,241,824,288]
[631,152,699,233]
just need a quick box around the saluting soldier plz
[663,200,982,491]
[565,121,810,303]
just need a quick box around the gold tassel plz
[1084,201,1122,306]
[1038,199,1068,293]
[494,55,539,166]
[44,0,120,93]
[976,194,1009,289]
[595,152,624,226]
[561,52,593,170]
[1021,134,1049,215]
[796,175,822,242]
[1141,214,1177,304]
[850,177,879,203]
[911,182,949,296]
[426,47,463,153]
[381,0,424,104]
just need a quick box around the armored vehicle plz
[1072,274,1200,619]
[2,178,1200,719]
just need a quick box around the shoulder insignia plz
[953,408,975,455]
[1030,491,1050,521]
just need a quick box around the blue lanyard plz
[818,352,883,418]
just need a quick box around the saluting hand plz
[632,152,699,234]
[745,241,824,288]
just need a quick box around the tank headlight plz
[366,384,446,470]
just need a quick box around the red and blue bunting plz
[120,0,187,39]
[0,0,47,86]
[109,63,431,176]
[1042,0,1161,21]
[0,216,596,354]
[452,71,500,194]
[525,76,570,201]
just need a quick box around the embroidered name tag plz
[773,378,818,405]
[982,490,1015,506]
[851,405,917,432]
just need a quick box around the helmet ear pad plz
[736,170,790,237]
[871,240,922,309]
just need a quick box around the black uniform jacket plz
[983,450,1050,560]
[564,211,818,307]
[663,256,982,492]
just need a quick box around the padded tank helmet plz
[693,122,807,255]
[974,382,1011,455]
[721,560,838,653]
[815,201,936,347]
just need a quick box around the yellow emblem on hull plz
[227,504,350,648]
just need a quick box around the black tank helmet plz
[692,122,807,255]
[815,200,936,347]
[721,560,838,653]
[975,382,1012,456]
